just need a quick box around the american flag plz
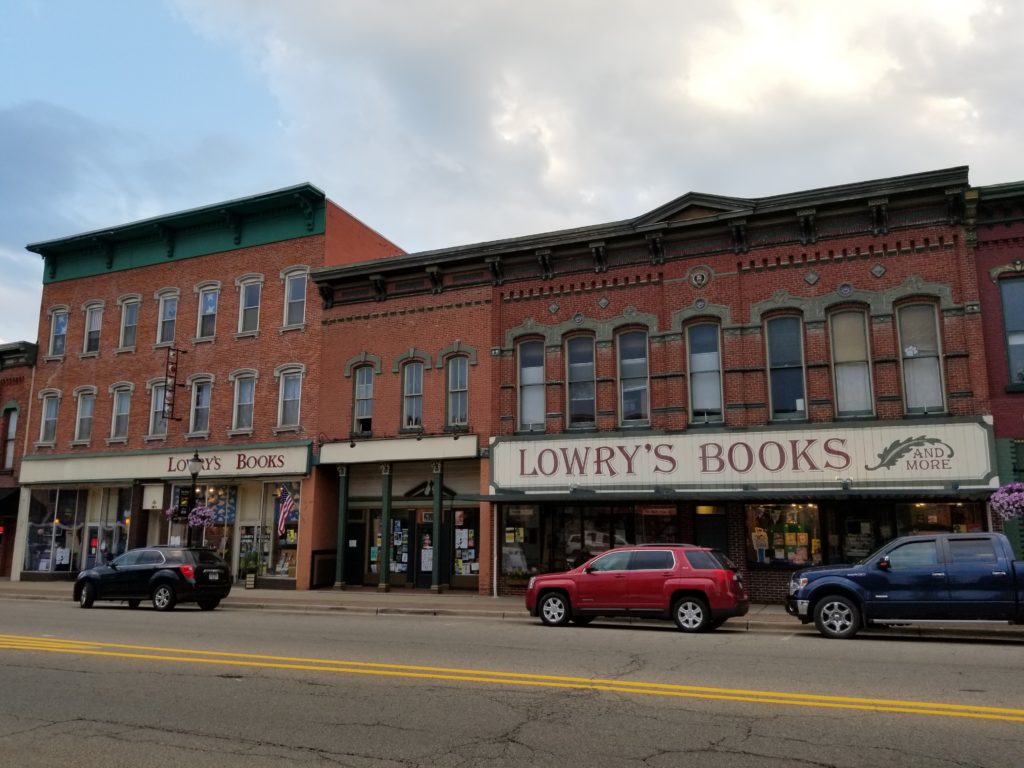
[278,485,296,536]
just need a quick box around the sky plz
[2,0,1023,345]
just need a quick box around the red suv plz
[525,544,748,632]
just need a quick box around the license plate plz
[208,572,220,581]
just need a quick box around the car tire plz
[79,582,96,609]
[151,583,177,612]
[672,596,711,632]
[127,599,141,609]
[538,592,571,626]
[197,599,220,611]
[813,595,861,639]
[571,615,594,626]
[708,618,726,630]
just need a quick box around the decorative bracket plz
[589,241,608,273]
[797,208,817,245]
[46,255,56,280]
[94,237,114,270]
[729,220,748,253]
[293,193,316,232]
[485,256,504,285]
[369,273,387,302]
[946,188,965,225]
[868,198,889,235]
[536,249,553,280]
[646,233,665,265]
[990,259,1024,283]
[217,209,241,245]
[426,265,443,294]
[318,284,334,310]
[154,224,176,258]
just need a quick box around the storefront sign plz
[20,443,310,484]
[490,419,997,492]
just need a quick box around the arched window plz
[354,365,374,434]
[446,356,469,428]
[274,364,304,429]
[37,389,61,444]
[566,336,595,427]
[517,340,545,431]
[687,323,722,423]
[766,316,806,420]
[229,369,258,432]
[829,310,873,417]
[617,330,649,424]
[897,304,944,414]
[108,382,133,441]
[2,406,18,469]
[402,361,424,430]
[1000,278,1024,386]
[82,301,103,354]
[188,375,214,434]
[73,386,97,443]
[154,288,179,345]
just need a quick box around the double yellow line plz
[2,633,1022,723]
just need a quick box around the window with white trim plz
[190,378,212,433]
[402,361,424,429]
[238,278,261,333]
[49,310,68,357]
[518,340,545,431]
[898,304,944,413]
[39,393,59,443]
[277,368,302,428]
[830,310,873,417]
[149,383,168,436]
[446,356,468,427]
[766,316,806,420]
[566,336,595,427]
[157,293,177,344]
[687,323,722,422]
[354,366,373,433]
[83,304,102,353]
[284,271,306,326]
[1001,278,1024,385]
[233,375,256,430]
[119,299,139,349]
[197,287,218,339]
[618,330,649,424]
[2,408,17,469]
[110,387,131,439]
[74,390,95,442]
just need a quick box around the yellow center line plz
[1,634,1021,723]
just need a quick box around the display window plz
[746,504,822,567]
[24,488,87,572]
[268,481,300,578]
[167,484,237,564]
[894,502,984,536]
[452,508,479,581]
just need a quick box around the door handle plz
[992,571,1007,576]
[931,572,945,578]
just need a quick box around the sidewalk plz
[1,578,1021,640]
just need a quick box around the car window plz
[137,550,165,566]
[887,541,938,568]
[193,550,224,565]
[710,550,738,570]
[630,550,674,570]
[113,551,140,567]
[948,538,998,565]
[685,550,721,570]
[588,551,631,572]
[163,549,187,563]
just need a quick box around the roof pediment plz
[633,192,753,228]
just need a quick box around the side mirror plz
[877,556,891,571]
[105,553,114,565]
[583,566,595,574]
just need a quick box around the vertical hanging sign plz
[163,346,186,421]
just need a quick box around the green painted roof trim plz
[27,183,326,284]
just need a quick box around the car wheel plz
[197,599,220,611]
[151,583,177,612]
[814,595,861,639]
[571,615,594,626]
[538,592,571,626]
[79,582,96,609]
[672,596,710,632]
[127,599,141,609]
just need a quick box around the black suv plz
[74,546,232,611]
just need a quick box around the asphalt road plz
[1,598,1022,768]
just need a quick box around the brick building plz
[971,182,1024,555]
[0,342,36,577]
[313,167,999,600]
[12,185,402,587]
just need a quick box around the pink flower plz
[991,483,1024,521]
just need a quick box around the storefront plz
[490,418,999,600]
[11,442,310,584]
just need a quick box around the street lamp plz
[186,450,203,547]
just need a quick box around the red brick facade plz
[0,343,36,577]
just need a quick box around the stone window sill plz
[192,337,215,346]
[42,355,64,363]
[227,428,253,437]
[235,330,259,340]
[279,323,306,334]
[114,346,136,355]
[79,351,99,360]
[273,425,301,434]
[144,434,167,443]
[185,431,210,440]
[106,437,128,445]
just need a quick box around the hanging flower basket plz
[990,483,1024,521]
[163,504,218,527]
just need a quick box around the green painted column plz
[334,465,348,589]
[431,461,443,593]
[378,463,392,592]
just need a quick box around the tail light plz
[179,564,195,580]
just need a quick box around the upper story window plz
[766,316,806,420]
[897,304,944,414]
[2,407,17,469]
[48,308,68,357]
[830,310,873,417]
[189,377,213,434]
[282,267,308,328]
[687,323,722,423]
[566,336,595,427]
[446,356,468,428]
[354,365,374,434]
[38,390,60,444]
[402,361,424,430]
[1001,278,1024,386]
[196,284,219,340]
[149,381,168,437]
[73,387,96,443]
[118,295,140,350]
[236,274,263,334]
[109,383,132,440]
[229,369,257,432]
[155,289,179,345]
[618,330,649,424]
[518,340,545,432]
[275,364,303,429]
[82,303,102,354]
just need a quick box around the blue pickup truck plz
[785,532,1024,638]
